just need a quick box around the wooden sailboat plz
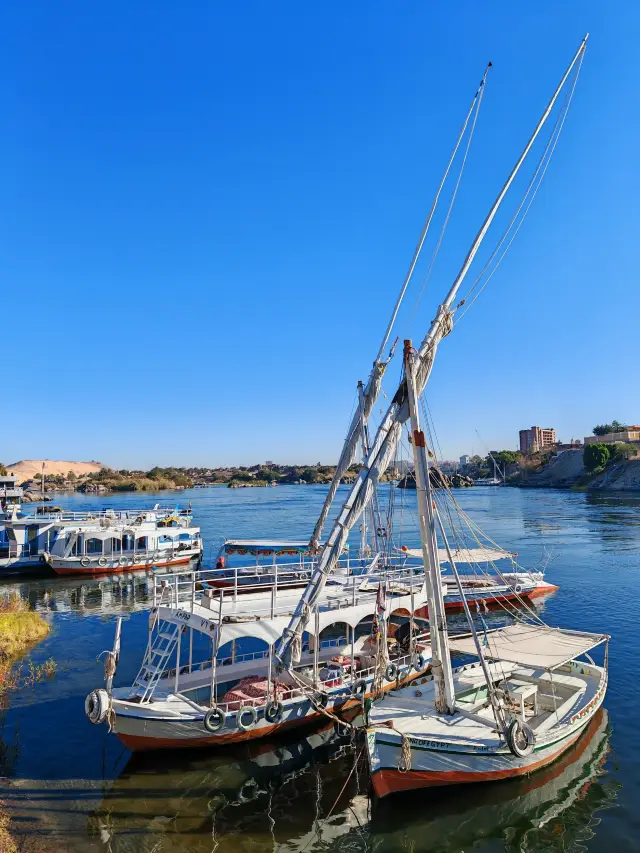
[272,35,608,796]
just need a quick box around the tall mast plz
[275,39,587,667]
[403,340,455,712]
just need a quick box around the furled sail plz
[309,358,388,551]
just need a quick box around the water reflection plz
[370,708,617,853]
[2,707,610,853]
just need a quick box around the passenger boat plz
[40,506,202,575]
[84,561,434,750]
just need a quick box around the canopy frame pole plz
[433,505,508,737]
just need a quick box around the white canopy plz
[400,546,514,564]
[158,582,429,648]
[449,623,608,670]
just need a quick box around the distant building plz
[519,426,556,454]
[0,475,23,507]
[459,455,470,467]
[584,427,640,446]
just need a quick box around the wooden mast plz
[403,340,455,712]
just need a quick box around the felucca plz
[272,35,608,796]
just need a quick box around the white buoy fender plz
[85,689,109,725]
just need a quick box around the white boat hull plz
[48,548,201,576]
[366,666,607,798]
[109,666,433,751]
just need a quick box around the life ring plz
[98,557,108,568]
[237,705,258,731]
[118,556,128,567]
[85,689,109,725]
[264,700,284,724]
[513,584,523,595]
[333,719,350,737]
[385,663,399,682]
[133,556,142,564]
[203,707,225,733]
[313,692,329,710]
[507,719,535,757]
[412,653,426,672]
[352,678,367,698]
[80,557,90,568]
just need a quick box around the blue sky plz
[2,2,638,468]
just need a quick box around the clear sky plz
[2,1,638,468]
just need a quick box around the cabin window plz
[158,535,175,545]
[108,537,121,554]
[136,536,147,551]
[86,538,103,554]
[122,534,134,551]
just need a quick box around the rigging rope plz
[456,49,586,324]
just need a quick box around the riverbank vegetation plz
[0,595,54,699]
[0,596,55,853]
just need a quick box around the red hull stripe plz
[52,556,194,576]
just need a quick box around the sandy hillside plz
[5,460,106,479]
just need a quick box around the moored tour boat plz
[43,506,202,575]
[84,560,434,750]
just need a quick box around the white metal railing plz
[18,507,190,523]
[152,556,425,621]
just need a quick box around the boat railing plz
[176,644,429,714]
[153,558,426,620]
[15,507,188,523]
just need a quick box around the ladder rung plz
[158,631,177,640]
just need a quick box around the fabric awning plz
[449,623,608,669]
[399,546,514,564]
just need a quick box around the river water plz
[0,485,637,852]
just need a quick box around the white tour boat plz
[84,560,434,750]
[40,505,202,575]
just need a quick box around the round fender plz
[85,689,109,725]
[513,584,523,595]
[98,557,108,568]
[385,663,398,683]
[313,692,329,710]
[133,556,142,564]
[118,556,128,567]
[507,719,535,757]
[352,678,367,698]
[203,707,225,733]
[412,653,426,672]
[80,557,90,568]
[237,705,258,731]
[264,700,284,724]
[333,719,350,737]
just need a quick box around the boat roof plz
[223,539,323,555]
[449,623,608,670]
[399,546,514,564]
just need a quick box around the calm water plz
[0,485,638,852]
